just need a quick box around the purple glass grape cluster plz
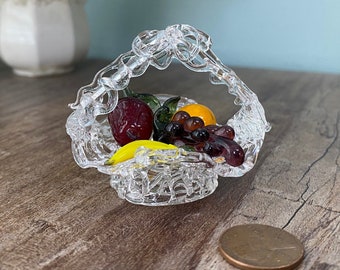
[159,111,245,167]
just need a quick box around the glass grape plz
[214,136,245,166]
[205,125,219,134]
[165,121,184,137]
[214,125,235,140]
[203,142,223,157]
[190,128,210,142]
[183,117,204,132]
[172,111,190,124]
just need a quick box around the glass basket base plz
[109,161,218,206]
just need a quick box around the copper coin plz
[219,224,304,270]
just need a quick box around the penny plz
[219,224,304,270]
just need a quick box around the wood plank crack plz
[282,111,340,229]
[297,111,339,184]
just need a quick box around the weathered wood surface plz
[0,60,339,270]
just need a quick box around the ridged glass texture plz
[66,24,271,206]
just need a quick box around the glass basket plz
[65,24,271,206]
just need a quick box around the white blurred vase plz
[0,0,89,77]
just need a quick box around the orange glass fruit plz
[176,103,217,126]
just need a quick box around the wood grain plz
[0,60,339,270]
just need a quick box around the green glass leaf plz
[153,96,180,141]
[123,87,161,112]
[153,106,171,132]
[163,96,181,114]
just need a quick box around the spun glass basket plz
[65,24,271,206]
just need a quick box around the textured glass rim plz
[65,24,271,178]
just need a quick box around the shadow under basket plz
[65,24,271,206]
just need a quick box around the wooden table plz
[0,60,339,270]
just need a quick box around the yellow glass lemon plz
[105,140,177,165]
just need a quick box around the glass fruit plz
[171,111,190,124]
[165,121,184,137]
[214,125,235,140]
[177,103,217,126]
[183,116,205,132]
[191,128,210,142]
[214,136,245,167]
[108,97,153,146]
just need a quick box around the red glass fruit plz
[108,97,153,146]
